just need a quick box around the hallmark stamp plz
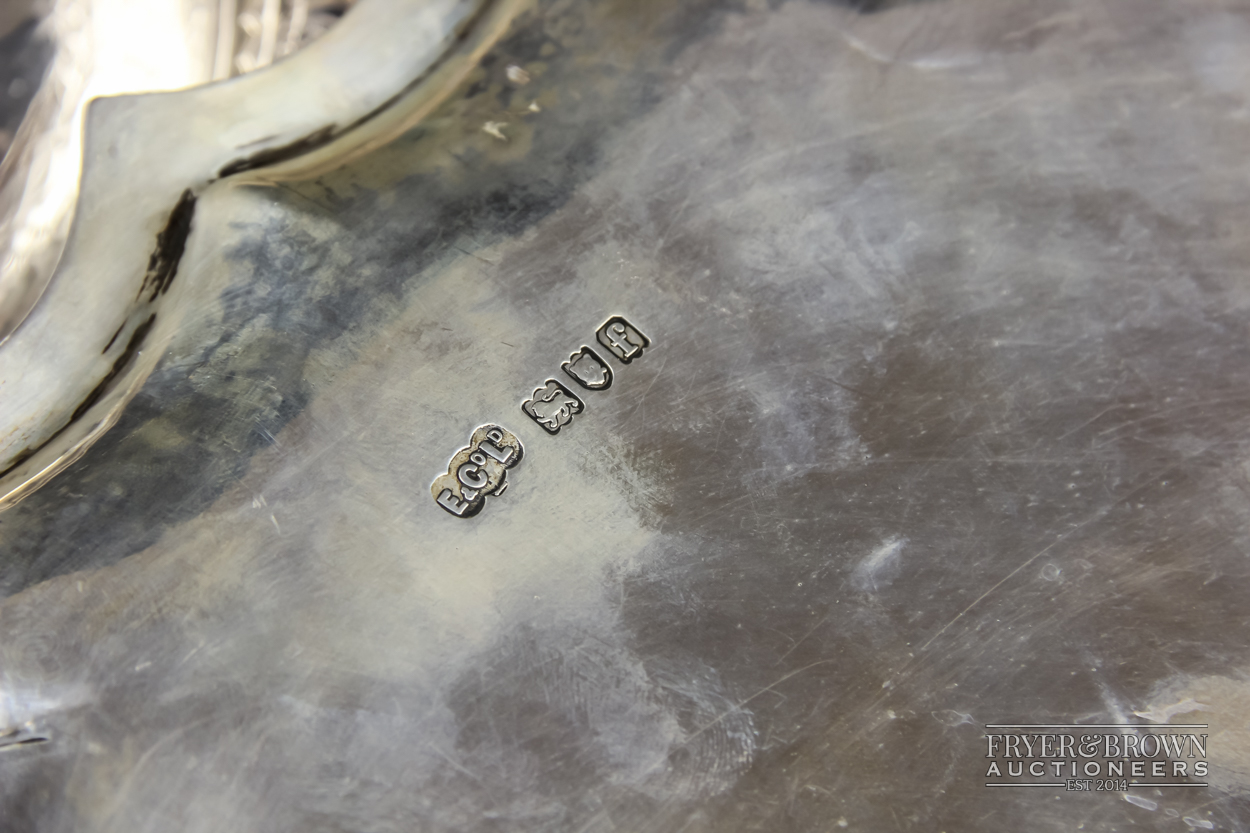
[435,316,652,518]
[562,346,613,391]
[595,316,649,364]
[521,379,584,434]
[431,424,524,518]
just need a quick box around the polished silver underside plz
[3,0,1250,830]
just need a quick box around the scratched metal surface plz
[3,0,1250,829]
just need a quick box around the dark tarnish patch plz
[71,314,158,423]
[0,314,157,480]
[0,736,49,752]
[214,0,499,181]
[807,0,939,11]
[217,125,339,179]
[140,190,197,301]
[3,188,189,477]
[1,446,33,474]
[102,320,126,354]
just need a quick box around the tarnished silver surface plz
[4,0,1250,829]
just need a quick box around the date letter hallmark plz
[521,380,584,434]
[431,424,524,518]
[596,316,649,364]
[562,346,613,391]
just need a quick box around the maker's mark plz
[431,424,524,518]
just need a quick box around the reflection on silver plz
[0,0,214,344]
[0,0,357,347]
[216,0,359,79]
[0,0,524,508]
